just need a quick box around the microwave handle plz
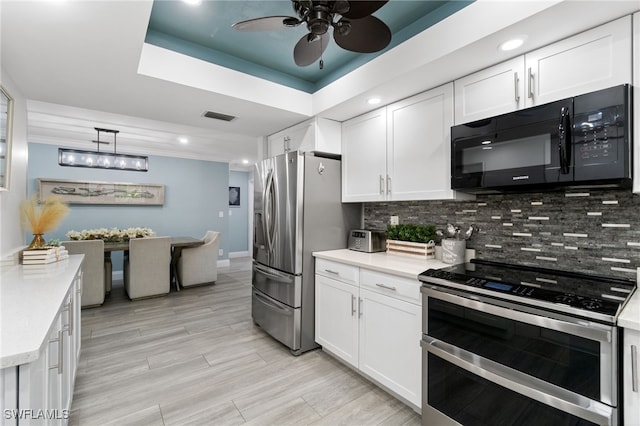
[558,106,571,174]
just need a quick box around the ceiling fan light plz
[334,20,351,36]
[283,17,300,27]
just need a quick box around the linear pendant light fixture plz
[58,127,149,172]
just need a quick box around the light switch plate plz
[219,211,224,218]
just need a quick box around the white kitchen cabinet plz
[12,264,82,426]
[454,56,526,124]
[267,117,341,158]
[315,258,422,409]
[315,274,359,368]
[342,83,469,202]
[624,328,640,426]
[454,15,632,124]
[341,108,387,202]
[358,288,421,406]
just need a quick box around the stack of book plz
[21,246,69,265]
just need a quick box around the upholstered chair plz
[62,239,106,308]
[124,236,171,300]
[177,231,221,287]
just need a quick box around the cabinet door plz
[387,83,457,201]
[267,129,287,158]
[454,56,525,124]
[268,120,315,157]
[341,108,387,202]
[525,16,632,107]
[315,274,359,368]
[358,288,421,407]
[624,328,640,426]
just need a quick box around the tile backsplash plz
[364,189,640,280]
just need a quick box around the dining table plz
[103,236,204,292]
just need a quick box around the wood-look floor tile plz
[70,258,422,426]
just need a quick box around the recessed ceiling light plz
[178,137,189,144]
[182,0,202,5]
[367,97,381,105]
[499,36,526,52]
[242,159,249,165]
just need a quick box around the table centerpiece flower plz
[66,227,154,242]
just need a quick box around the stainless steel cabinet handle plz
[632,344,638,392]
[324,269,339,275]
[375,283,397,291]
[284,136,291,152]
[514,72,520,102]
[351,295,356,316]
[358,297,363,318]
[387,175,392,195]
[48,329,63,375]
[379,175,384,195]
[527,67,534,99]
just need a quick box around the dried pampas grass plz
[21,195,70,235]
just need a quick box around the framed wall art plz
[38,179,165,205]
[229,186,240,207]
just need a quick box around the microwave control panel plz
[574,107,620,165]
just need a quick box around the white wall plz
[0,69,28,259]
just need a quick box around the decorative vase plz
[28,233,46,249]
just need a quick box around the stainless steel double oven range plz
[419,260,636,425]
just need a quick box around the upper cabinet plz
[454,16,632,125]
[267,117,341,158]
[342,83,473,203]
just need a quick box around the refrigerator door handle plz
[264,169,276,259]
[254,263,293,283]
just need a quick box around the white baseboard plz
[113,270,124,281]
[218,259,231,268]
[229,251,250,259]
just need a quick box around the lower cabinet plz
[624,327,640,426]
[9,266,82,425]
[315,259,421,409]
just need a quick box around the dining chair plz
[62,239,105,308]
[124,236,171,300]
[177,231,221,287]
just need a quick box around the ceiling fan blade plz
[231,16,298,31]
[334,16,391,53]
[294,33,329,66]
[341,1,388,19]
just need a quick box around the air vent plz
[203,111,236,122]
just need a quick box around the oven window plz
[461,134,551,174]
[428,298,600,400]
[427,353,598,426]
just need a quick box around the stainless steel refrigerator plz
[252,151,360,355]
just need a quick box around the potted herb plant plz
[386,224,437,259]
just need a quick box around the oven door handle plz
[424,287,612,343]
[422,337,615,426]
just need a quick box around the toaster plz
[348,230,386,253]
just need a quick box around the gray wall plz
[365,189,640,280]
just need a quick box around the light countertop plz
[619,288,640,331]
[313,249,451,279]
[0,255,83,369]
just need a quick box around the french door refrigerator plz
[252,151,360,355]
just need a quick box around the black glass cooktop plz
[419,259,636,321]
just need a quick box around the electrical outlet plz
[219,249,223,256]
[390,216,399,225]
[219,211,224,218]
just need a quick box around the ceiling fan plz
[231,0,391,68]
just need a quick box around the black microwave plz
[451,84,632,193]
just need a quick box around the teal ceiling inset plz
[145,1,473,93]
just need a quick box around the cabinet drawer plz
[360,268,420,304]
[315,258,359,286]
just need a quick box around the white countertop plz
[619,288,640,331]
[313,249,451,279]
[0,255,83,369]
